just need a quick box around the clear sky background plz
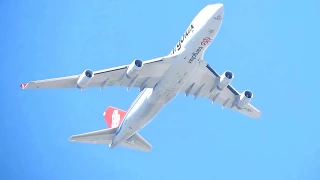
[1,0,320,179]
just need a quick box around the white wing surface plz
[180,60,262,119]
[20,55,177,91]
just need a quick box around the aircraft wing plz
[20,55,177,91]
[180,61,262,119]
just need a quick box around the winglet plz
[20,83,28,89]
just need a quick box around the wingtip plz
[68,136,76,142]
[20,83,27,89]
[253,112,262,120]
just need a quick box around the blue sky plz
[1,0,320,179]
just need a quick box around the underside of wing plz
[21,55,179,91]
[180,61,262,119]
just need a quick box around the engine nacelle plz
[217,71,234,90]
[126,59,143,78]
[237,90,253,108]
[77,69,94,89]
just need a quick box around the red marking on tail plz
[103,106,127,128]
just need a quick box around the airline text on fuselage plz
[170,24,194,55]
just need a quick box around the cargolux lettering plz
[170,24,194,55]
[188,47,203,63]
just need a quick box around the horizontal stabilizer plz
[69,128,152,151]
[69,127,117,144]
[119,133,152,151]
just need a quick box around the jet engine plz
[217,71,234,90]
[126,59,143,78]
[77,69,94,89]
[237,90,253,108]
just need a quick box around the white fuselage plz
[111,4,224,147]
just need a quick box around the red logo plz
[201,37,212,46]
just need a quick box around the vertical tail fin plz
[103,106,127,128]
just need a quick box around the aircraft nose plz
[215,3,224,9]
[204,3,224,18]
[207,3,224,11]
[212,3,224,20]
[215,3,224,14]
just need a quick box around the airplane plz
[20,3,262,152]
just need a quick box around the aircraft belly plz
[112,89,164,144]
[128,102,163,130]
[150,58,200,104]
[127,90,164,129]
